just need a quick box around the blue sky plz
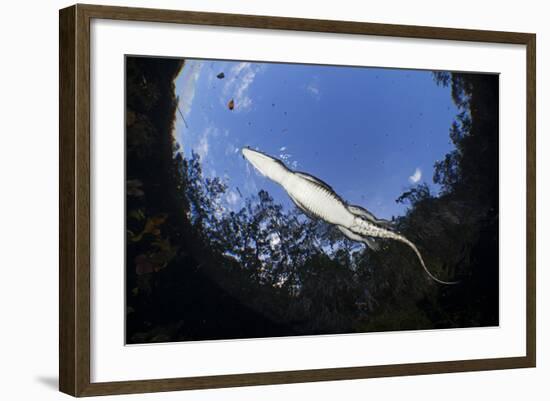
[174,59,458,219]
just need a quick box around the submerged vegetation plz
[125,57,498,344]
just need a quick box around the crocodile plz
[242,147,458,285]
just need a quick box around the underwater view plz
[125,56,499,344]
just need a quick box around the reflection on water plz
[125,56,499,344]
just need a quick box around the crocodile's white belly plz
[282,174,354,227]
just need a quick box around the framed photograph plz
[59,4,536,397]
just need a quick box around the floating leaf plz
[143,214,167,235]
[134,236,179,276]
[129,209,145,221]
[150,237,179,271]
[130,213,168,242]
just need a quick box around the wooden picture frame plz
[59,3,536,397]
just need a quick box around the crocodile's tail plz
[389,231,459,285]
[348,213,459,285]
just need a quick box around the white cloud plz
[222,62,264,112]
[195,125,218,160]
[239,96,252,110]
[279,152,292,162]
[225,143,236,156]
[196,135,209,160]
[278,151,299,170]
[268,232,281,249]
[306,77,321,100]
[409,167,422,184]
[307,84,320,97]
[177,61,203,118]
[243,163,260,193]
[226,190,240,207]
[231,61,250,76]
